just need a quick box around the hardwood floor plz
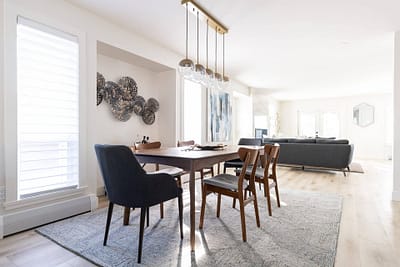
[0,160,398,266]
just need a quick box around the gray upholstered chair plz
[94,144,183,263]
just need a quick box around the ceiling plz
[68,0,400,100]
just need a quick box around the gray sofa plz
[262,137,354,175]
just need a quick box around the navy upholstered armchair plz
[94,144,183,263]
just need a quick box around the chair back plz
[237,147,260,191]
[262,143,280,178]
[135,141,161,150]
[177,140,195,147]
[94,144,147,207]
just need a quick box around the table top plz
[133,145,264,159]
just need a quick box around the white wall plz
[279,93,392,160]
[0,0,4,191]
[393,31,400,201]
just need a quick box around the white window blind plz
[17,17,79,199]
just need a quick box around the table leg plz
[189,167,196,251]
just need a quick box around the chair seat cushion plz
[203,174,248,191]
[236,166,267,178]
[149,167,185,177]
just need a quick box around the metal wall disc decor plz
[97,74,160,123]
[103,81,122,104]
[145,97,160,112]
[133,95,145,116]
[97,72,105,106]
[111,99,134,122]
[142,108,156,125]
[118,76,138,101]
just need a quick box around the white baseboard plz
[0,194,97,238]
[393,190,400,201]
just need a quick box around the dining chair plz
[223,138,262,174]
[177,140,215,179]
[241,143,281,216]
[94,144,183,263]
[133,141,185,220]
[199,147,260,242]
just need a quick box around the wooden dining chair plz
[177,140,215,178]
[132,141,185,221]
[94,144,183,263]
[199,147,260,242]
[240,143,281,216]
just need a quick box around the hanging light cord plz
[206,20,209,69]
[223,33,225,77]
[185,3,189,59]
[196,11,199,64]
[215,26,218,72]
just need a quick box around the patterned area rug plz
[36,189,342,267]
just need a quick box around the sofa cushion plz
[287,138,316,143]
[316,139,349,144]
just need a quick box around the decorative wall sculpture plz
[96,72,159,124]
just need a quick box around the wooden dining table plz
[133,145,245,251]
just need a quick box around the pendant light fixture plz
[193,10,205,82]
[178,2,194,76]
[179,0,229,88]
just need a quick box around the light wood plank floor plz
[0,159,398,267]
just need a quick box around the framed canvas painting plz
[207,88,232,142]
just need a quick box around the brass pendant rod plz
[181,0,228,34]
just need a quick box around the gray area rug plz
[36,189,342,267]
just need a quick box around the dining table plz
[133,145,249,251]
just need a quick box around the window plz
[183,79,202,143]
[298,111,317,137]
[298,111,340,138]
[17,17,79,198]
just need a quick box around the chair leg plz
[103,202,114,246]
[199,185,207,229]
[232,198,236,208]
[123,206,130,225]
[211,166,214,177]
[238,197,247,242]
[200,169,204,179]
[146,207,150,227]
[216,193,221,218]
[178,195,183,239]
[224,165,227,174]
[138,207,146,264]
[160,202,164,219]
[252,188,261,228]
[264,179,272,216]
[274,180,281,208]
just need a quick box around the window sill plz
[3,186,88,211]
